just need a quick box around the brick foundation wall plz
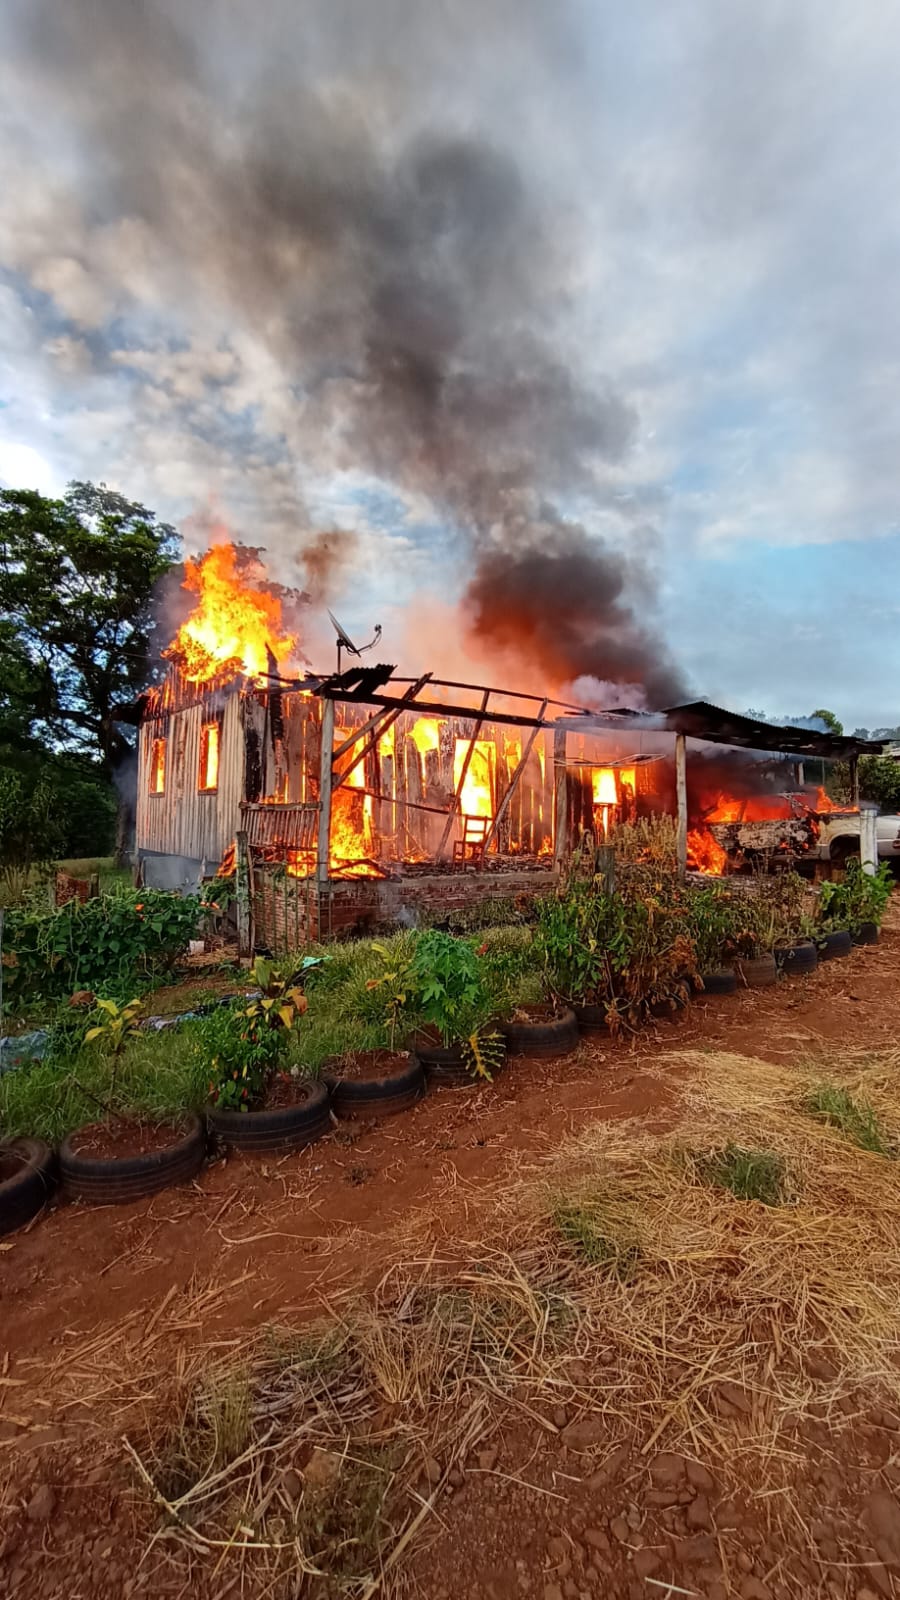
[251,863,557,950]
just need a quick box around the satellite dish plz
[328,610,360,656]
[328,610,383,672]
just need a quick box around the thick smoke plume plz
[9,0,687,705]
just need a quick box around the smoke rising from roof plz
[7,0,686,704]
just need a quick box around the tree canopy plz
[0,481,177,770]
[811,707,844,737]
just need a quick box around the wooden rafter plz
[331,675,432,793]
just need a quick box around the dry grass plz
[10,1047,900,1596]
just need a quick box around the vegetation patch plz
[554,1199,643,1280]
[692,1141,788,1206]
[805,1083,894,1157]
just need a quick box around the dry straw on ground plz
[9,1047,900,1595]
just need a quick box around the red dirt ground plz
[2,917,900,1598]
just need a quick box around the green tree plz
[0,482,177,858]
[812,708,844,736]
[859,755,900,814]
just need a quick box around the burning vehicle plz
[127,544,885,950]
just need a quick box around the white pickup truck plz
[812,807,900,868]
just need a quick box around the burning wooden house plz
[128,544,884,950]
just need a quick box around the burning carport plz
[558,700,885,878]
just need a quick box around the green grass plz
[57,856,132,893]
[0,1019,211,1142]
[804,1084,894,1156]
[0,922,545,1137]
[695,1142,787,1206]
[554,1199,643,1279]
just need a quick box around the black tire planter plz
[325,1053,425,1119]
[853,921,879,946]
[734,953,778,989]
[0,1139,56,1237]
[208,1080,331,1154]
[573,1002,608,1034]
[414,1037,507,1088]
[700,967,738,996]
[60,1114,206,1206]
[816,929,853,962]
[775,940,818,977]
[501,1007,579,1059]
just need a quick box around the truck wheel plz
[830,837,859,870]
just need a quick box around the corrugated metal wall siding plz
[136,691,245,865]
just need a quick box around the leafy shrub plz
[409,929,494,1043]
[684,882,741,973]
[202,958,307,1111]
[614,869,698,1026]
[725,871,813,959]
[408,929,503,1076]
[818,860,892,934]
[83,996,143,1104]
[0,770,65,905]
[200,1003,284,1111]
[1,888,202,1006]
[534,882,625,1006]
[364,940,415,1047]
[474,926,542,1016]
[533,856,699,1029]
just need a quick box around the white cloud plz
[0,438,61,494]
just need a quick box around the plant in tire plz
[83,996,143,1102]
[819,860,892,936]
[409,930,503,1080]
[204,957,307,1111]
[684,882,740,975]
[533,881,624,1011]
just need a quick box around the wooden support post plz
[675,732,688,880]
[849,754,860,807]
[553,726,569,868]
[235,830,252,960]
[317,697,335,885]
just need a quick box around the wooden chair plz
[452,814,490,869]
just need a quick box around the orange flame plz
[198,722,219,791]
[813,785,837,813]
[454,737,493,818]
[410,717,441,784]
[593,767,618,806]
[166,543,296,685]
[150,737,166,795]
[687,828,728,875]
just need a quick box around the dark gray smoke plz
[7,0,687,705]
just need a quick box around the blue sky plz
[1,0,900,730]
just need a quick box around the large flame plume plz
[165,543,296,685]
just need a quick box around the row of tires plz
[702,925,874,993]
[0,926,878,1237]
[0,1014,581,1237]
